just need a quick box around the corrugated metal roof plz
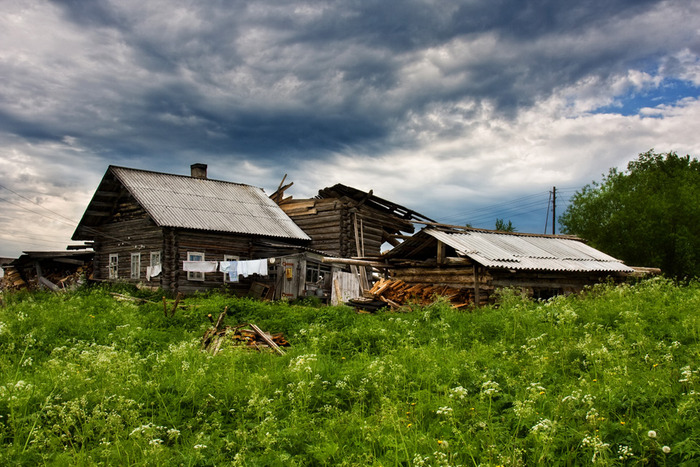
[110,167,311,240]
[426,229,633,273]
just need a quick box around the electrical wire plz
[0,184,132,246]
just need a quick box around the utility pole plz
[552,186,556,235]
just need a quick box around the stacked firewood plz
[201,311,288,355]
[0,267,26,291]
[0,264,92,292]
[350,278,476,311]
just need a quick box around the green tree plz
[495,218,516,232]
[559,150,700,278]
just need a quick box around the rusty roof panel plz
[110,167,310,240]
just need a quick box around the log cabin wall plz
[285,197,414,258]
[286,199,346,256]
[174,230,261,295]
[488,269,627,299]
[91,213,163,285]
[391,264,627,305]
[351,205,412,257]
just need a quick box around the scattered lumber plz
[353,278,477,311]
[201,312,288,355]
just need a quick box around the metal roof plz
[418,229,633,273]
[75,166,310,241]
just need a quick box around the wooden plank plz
[38,276,60,291]
[322,257,388,268]
[250,324,286,355]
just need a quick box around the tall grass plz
[0,278,698,465]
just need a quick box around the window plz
[150,251,161,267]
[223,254,239,282]
[187,251,205,281]
[109,254,118,279]
[305,262,331,285]
[131,253,141,280]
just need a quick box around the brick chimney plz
[190,163,207,179]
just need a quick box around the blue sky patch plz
[594,79,700,116]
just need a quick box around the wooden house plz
[271,182,435,258]
[383,225,635,306]
[71,164,337,296]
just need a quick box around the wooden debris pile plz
[347,278,476,311]
[0,264,92,292]
[201,311,288,355]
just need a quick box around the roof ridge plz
[109,165,261,190]
[416,222,582,241]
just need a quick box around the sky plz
[1,0,700,258]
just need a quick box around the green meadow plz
[1,278,699,466]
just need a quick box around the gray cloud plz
[1,0,699,256]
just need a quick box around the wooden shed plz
[383,225,635,306]
[72,164,316,296]
[271,182,435,258]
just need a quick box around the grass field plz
[1,278,699,465]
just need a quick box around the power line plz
[0,183,132,246]
[443,191,550,220]
[0,195,76,228]
[0,183,78,224]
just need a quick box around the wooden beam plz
[437,240,446,265]
[94,190,120,198]
[54,258,87,265]
[38,276,60,292]
[88,201,115,208]
[85,210,111,217]
[322,257,388,268]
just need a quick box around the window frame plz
[131,253,141,280]
[108,254,118,280]
[222,254,239,283]
[150,251,161,268]
[187,251,205,281]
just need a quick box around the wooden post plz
[437,241,446,265]
[473,264,480,306]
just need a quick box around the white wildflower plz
[530,418,554,434]
[648,430,657,439]
[662,446,671,454]
[449,386,468,400]
[481,380,500,397]
[617,445,634,460]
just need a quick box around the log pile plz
[0,267,27,291]
[0,264,92,292]
[348,278,478,311]
[201,311,288,355]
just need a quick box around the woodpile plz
[0,264,92,292]
[201,311,288,355]
[0,267,27,291]
[346,278,478,311]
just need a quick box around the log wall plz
[391,264,628,305]
[91,214,163,285]
[286,197,414,257]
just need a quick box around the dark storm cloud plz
[2,0,700,257]
[18,0,688,166]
